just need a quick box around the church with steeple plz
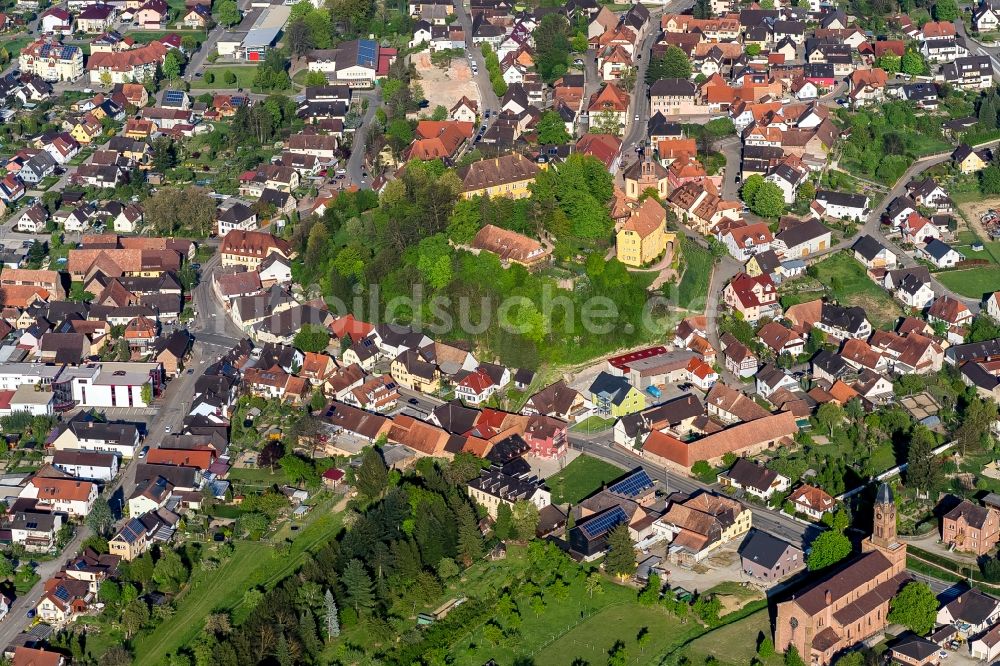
[775,483,910,665]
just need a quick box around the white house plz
[975,4,1000,32]
[52,450,120,482]
[885,267,935,309]
[773,217,831,260]
[937,589,1000,638]
[852,234,897,270]
[813,190,869,221]
[718,458,790,500]
[971,624,1000,662]
[765,162,809,204]
[919,238,964,268]
[987,291,1000,321]
[20,476,98,517]
[50,419,141,458]
[16,205,48,233]
[720,223,773,262]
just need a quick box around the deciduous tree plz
[807,530,852,571]
[888,582,938,635]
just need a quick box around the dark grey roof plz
[876,481,893,505]
[738,529,797,569]
[649,78,696,97]
[724,458,780,493]
[816,189,868,209]
[944,589,1000,625]
[812,350,848,377]
[775,218,829,248]
[820,303,868,335]
[852,234,888,261]
[891,635,939,661]
[924,238,956,261]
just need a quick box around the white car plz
[164,425,171,433]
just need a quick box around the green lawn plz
[936,267,1000,299]
[678,237,714,310]
[191,66,258,89]
[569,415,616,433]
[4,36,32,56]
[228,465,290,486]
[783,251,903,330]
[545,454,625,504]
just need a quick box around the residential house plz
[953,144,990,174]
[941,498,1000,555]
[787,483,835,519]
[739,530,805,582]
[588,371,645,418]
[723,272,780,323]
[813,190,868,221]
[718,458,790,500]
[919,239,964,269]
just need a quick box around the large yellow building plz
[616,198,675,267]
[457,153,542,199]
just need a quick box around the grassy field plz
[783,251,903,330]
[532,603,683,665]
[136,498,345,663]
[191,66,258,89]
[677,237,714,310]
[134,542,271,663]
[546,454,625,504]
[683,609,779,666]
[936,267,1000,299]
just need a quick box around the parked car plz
[138,446,149,458]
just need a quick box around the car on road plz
[164,425,171,433]
[186,368,194,374]
[634,114,639,121]
[139,446,149,458]
[195,72,202,77]
[573,58,583,65]
[336,168,346,174]
[336,174,346,179]
[408,398,419,405]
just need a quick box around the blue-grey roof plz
[924,238,955,260]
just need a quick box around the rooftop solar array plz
[163,90,186,105]
[608,469,654,499]
[358,39,377,67]
[578,505,628,539]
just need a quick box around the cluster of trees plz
[169,454,498,664]
[532,14,574,83]
[294,155,662,367]
[646,46,692,84]
[144,186,216,236]
[875,48,926,76]
[286,1,334,56]
[838,100,944,184]
[229,94,299,147]
[740,174,786,219]
[481,44,507,97]
[252,50,292,92]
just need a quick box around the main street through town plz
[0,251,239,650]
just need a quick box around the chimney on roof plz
[824,589,831,604]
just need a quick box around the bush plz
[204,71,214,84]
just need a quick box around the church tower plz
[871,482,896,547]
[862,482,906,572]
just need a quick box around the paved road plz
[451,0,500,119]
[568,433,821,548]
[346,90,381,187]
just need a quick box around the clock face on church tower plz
[876,510,882,521]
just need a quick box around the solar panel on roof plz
[358,39,377,67]
[579,506,627,539]
[163,90,185,104]
[54,587,70,602]
[608,469,654,498]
